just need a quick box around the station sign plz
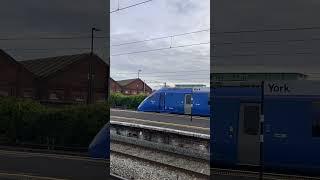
[264,80,320,96]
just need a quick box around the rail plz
[111,146,209,179]
[110,174,128,180]
[211,168,320,180]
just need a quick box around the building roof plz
[115,78,152,90]
[20,53,105,78]
[0,49,19,65]
[117,78,139,87]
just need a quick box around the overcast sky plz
[0,0,108,61]
[110,0,210,89]
[212,0,320,79]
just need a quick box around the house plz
[0,50,36,98]
[0,49,109,104]
[110,78,122,93]
[110,78,152,95]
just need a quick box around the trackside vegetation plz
[0,97,109,149]
[109,93,147,110]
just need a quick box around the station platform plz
[111,109,210,135]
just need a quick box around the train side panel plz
[211,87,261,166]
[212,86,320,174]
[264,98,320,174]
[165,92,185,114]
[192,92,210,116]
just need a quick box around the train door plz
[159,92,165,111]
[237,103,261,165]
[184,94,192,115]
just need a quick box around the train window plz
[312,102,320,137]
[185,94,192,104]
[243,106,260,135]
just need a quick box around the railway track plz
[211,168,320,180]
[111,150,209,179]
[110,174,128,180]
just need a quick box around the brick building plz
[110,78,152,95]
[110,78,122,93]
[0,50,109,104]
[0,50,36,98]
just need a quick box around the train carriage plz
[211,81,320,175]
[137,87,210,116]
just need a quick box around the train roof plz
[156,87,210,93]
[211,80,320,99]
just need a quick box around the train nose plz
[137,103,143,111]
[88,123,109,159]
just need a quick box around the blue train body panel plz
[264,97,320,173]
[211,84,320,174]
[88,123,109,159]
[137,87,210,116]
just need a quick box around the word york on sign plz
[267,83,291,93]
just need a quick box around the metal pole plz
[88,27,101,104]
[91,28,94,55]
[259,80,265,180]
[190,89,193,122]
[88,27,98,104]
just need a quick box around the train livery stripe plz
[110,116,210,131]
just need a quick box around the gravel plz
[110,141,209,180]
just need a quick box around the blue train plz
[137,87,210,116]
[88,123,109,159]
[211,81,320,175]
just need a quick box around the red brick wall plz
[110,79,122,93]
[0,56,35,97]
[122,79,152,95]
[42,56,109,103]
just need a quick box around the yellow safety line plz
[111,116,210,131]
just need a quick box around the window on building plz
[49,93,58,100]
[125,90,129,94]
[243,105,260,135]
[49,90,64,100]
[132,90,137,95]
[73,92,86,102]
[312,102,320,137]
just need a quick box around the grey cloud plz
[213,0,320,75]
[0,0,108,60]
[111,0,210,88]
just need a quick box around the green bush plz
[0,97,109,148]
[110,93,147,110]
